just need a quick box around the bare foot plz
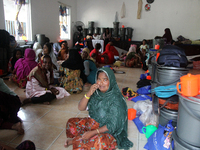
[12,122,24,135]
[22,98,31,106]
[43,102,50,105]
[64,139,73,148]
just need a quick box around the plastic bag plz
[137,85,151,95]
[139,106,157,126]
[133,117,145,134]
[151,85,177,98]
[130,95,152,102]
[133,100,152,117]
[144,120,174,150]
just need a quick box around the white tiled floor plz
[1,67,199,150]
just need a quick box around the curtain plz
[59,5,69,34]
[15,0,25,5]
[14,0,26,37]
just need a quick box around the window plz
[59,3,71,40]
[3,0,32,41]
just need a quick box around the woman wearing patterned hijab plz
[65,67,133,149]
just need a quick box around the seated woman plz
[23,55,70,105]
[59,49,87,94]
[81,48,97,84]
[162,28,173,44]
[100,42,116,64]
[89,43,102,61]
[11,48,37,88]
[8,48,22,73]
[64,67,133,149]
[39,42,60,79]
[155,28,173,45]
[125,45,141,68]
[0,78,24,134]
[57,40,69,60]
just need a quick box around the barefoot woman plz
[23,55,70,105]
[65,67,133,149]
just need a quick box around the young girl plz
[139,39,149,57]
[23,55,70,105]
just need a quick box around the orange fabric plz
[66,117,117,150]
[101,44,115,64]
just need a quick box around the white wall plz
[0,0,5,29]
[77,0,200,41]
[31,0,77,48]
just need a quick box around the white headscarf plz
[33,42,42,52]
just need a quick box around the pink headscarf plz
[14,48,38,81]
[128,44,137,53]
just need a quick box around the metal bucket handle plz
[180,98,200,121]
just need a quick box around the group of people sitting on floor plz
[0,40,133,149]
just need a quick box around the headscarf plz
[128,44,137,53]
[14,48,37,81]
[62,49,87,83]
[11,48,22,71]
[81,48,91,60]
[163,28,173,44]
[88,67,133,149]
[46,43,59,70]
[33,42,42,52]
[27,55,54,88]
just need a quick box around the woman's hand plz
[87,84,99,97]
[81,130,96,140]
[50,88,59,95]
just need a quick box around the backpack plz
[157,45,188,67]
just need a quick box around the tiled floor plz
[1,67,199,150]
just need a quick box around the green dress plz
[87,67,133,149]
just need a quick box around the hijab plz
[62,49,87,83]
[11,48,22,71]
[14,48,37,81]
[88,67,133,149]
[163,28,173,44]
[62,49,84,70]
[81,48,91,60]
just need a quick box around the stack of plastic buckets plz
[149,46,189,127]
[172,74,200,150]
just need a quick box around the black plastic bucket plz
[83,28,88,37]
[113,28,119,37]
[94,27,100,35]
[87,28,94,35]
[88,21,94,28]
[113,22,119,29]
[120,28,126,41]
[127,27,133,39]
[177,95,200,147]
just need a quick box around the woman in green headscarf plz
[65,67,133,149]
